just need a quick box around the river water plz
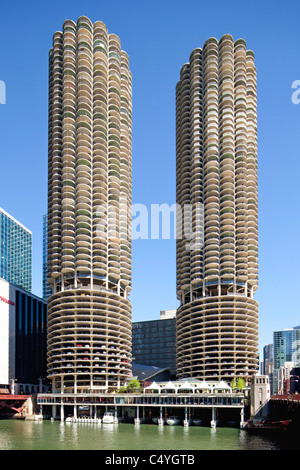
[0,419,298,451]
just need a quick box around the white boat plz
[166,416,180,426]
[102,412,117,424]
[34,414,43,421]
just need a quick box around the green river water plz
[0,419,298,451]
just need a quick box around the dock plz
[37,389,246,428]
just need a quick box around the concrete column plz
[211,407,216,428]
[52,404,56,419]
[73,404,77,419]
[158,406,164,425]
[134,406,140,425]
[240,408,245,428]
[60,401,64,422]
[184,406,189,426]
[114,406,118,423]
[52,377,56,393]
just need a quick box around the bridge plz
[266,395,300,427]
[271,394,300,404]
[0,394,31,416]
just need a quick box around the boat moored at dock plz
[102,412,118,424]
[166,416,181,425]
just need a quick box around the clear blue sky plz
[0,0,299,356]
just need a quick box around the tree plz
[236,378,245,390]
[116,379,141,393]
[126,379,141,392]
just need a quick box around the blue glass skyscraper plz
[0,207,32,292]
[273,327,300,394]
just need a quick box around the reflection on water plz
[0,428,12,450]
[0,420,297,450]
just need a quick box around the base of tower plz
[176,294,259,384]
[47,288,132,393]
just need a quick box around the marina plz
[37,380,246,429]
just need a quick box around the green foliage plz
[231,378,245,390]
[126,379,141,392]
[236,378,245,390]
[117,379,141,393]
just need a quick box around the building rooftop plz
[131,363,171,382]
[0,207,32,234]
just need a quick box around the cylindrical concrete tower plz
[47,17,132,392]
[176,35,259,384]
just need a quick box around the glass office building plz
[0,277,47,390]
[132,312,177,377]
[0,207,32,292]
[273,327,300,394]
[262,344,273,394]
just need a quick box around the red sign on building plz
[0,296,15,306]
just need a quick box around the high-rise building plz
[0,207,32,292]
[132,310,177,376]
[160,309,176,320]
[0,277,47,391]
[47,16,132,393]
[42,214,52,300]
[273,327,300,394]
[262,344,273,394]
[175,35,259,384]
